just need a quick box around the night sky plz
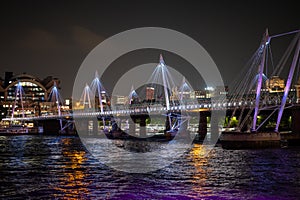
[0,0,299,97]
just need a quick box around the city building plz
[179,90,192,100]
[189,91,195,99]
[204,87,214,98]
[146,87,155,101]
[214,86,229,96]
[266,76,285,93]
[194,90,206,99]
[0,72,61,117]
[2,73,60,102]
[94,91,108,108]
[0,81,4,101]
[296,78,300,103]
[193,86,229,100]
[170,86,179,101]
[112,95,128,105]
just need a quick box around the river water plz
[0,135,299,199]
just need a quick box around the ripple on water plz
[0,135,300,199]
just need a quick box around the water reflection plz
[189,144,210,192]
[1,135,300,199]
[53,138,89,199]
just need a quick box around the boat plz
[4,124,29,134]
[220,131,281,149]
[220,29,300,149]
[0,124,42,135]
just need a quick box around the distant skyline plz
[0,0,299,97]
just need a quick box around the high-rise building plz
[146,87,155,101]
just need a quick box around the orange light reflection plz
[188,143,213,195]
[53,138,90,199]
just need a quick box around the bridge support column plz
[198,111,208,140]
[92,118,99,135]
[292,107,300,134]
[128,119,136,136]
[74,119,90,135]
[139,117,147,137]
[40,119,61,134]
[211,110,225,143]
[179,118,190,138]
[165,113,171,132]
[87,120,94,135]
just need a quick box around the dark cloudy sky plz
[0,0,299,97]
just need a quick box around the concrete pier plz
[198,111,208,140]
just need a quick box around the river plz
[0,135,299,199]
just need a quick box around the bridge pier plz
[74,119,93,135]
[178,118,190,139]
[292,107,300,134]
[198,111,208,140]
[92,118,99,135]
[40,119,61,134]
[280,106,300,146]
[139,117,147,137]
[165,114,171,132]
[205,110,225,143]
[210,111,220,143]
[128,119,136,136]
[164,112,180,132]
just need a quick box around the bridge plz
[2,29,300,138]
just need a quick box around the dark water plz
[0,135,300,200]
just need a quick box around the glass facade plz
[0,73,62,118]
[6,81,46,102]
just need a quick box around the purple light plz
[275,34,300,132]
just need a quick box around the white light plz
[205,87,214,91]
[266,37,270,45]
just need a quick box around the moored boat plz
[220,131,281,149]
[0,124,42,135]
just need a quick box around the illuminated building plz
[170,86,179,101]
[204,87,214,98]
[146,87,155,101]
[214,86,229,96]
[112,95,128,105]
[0,79,4,101]
[296,78,300,103]
[266,76,285,93]
[3,73,60,102]
[0,72,61,117]
[194,90,206,99]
